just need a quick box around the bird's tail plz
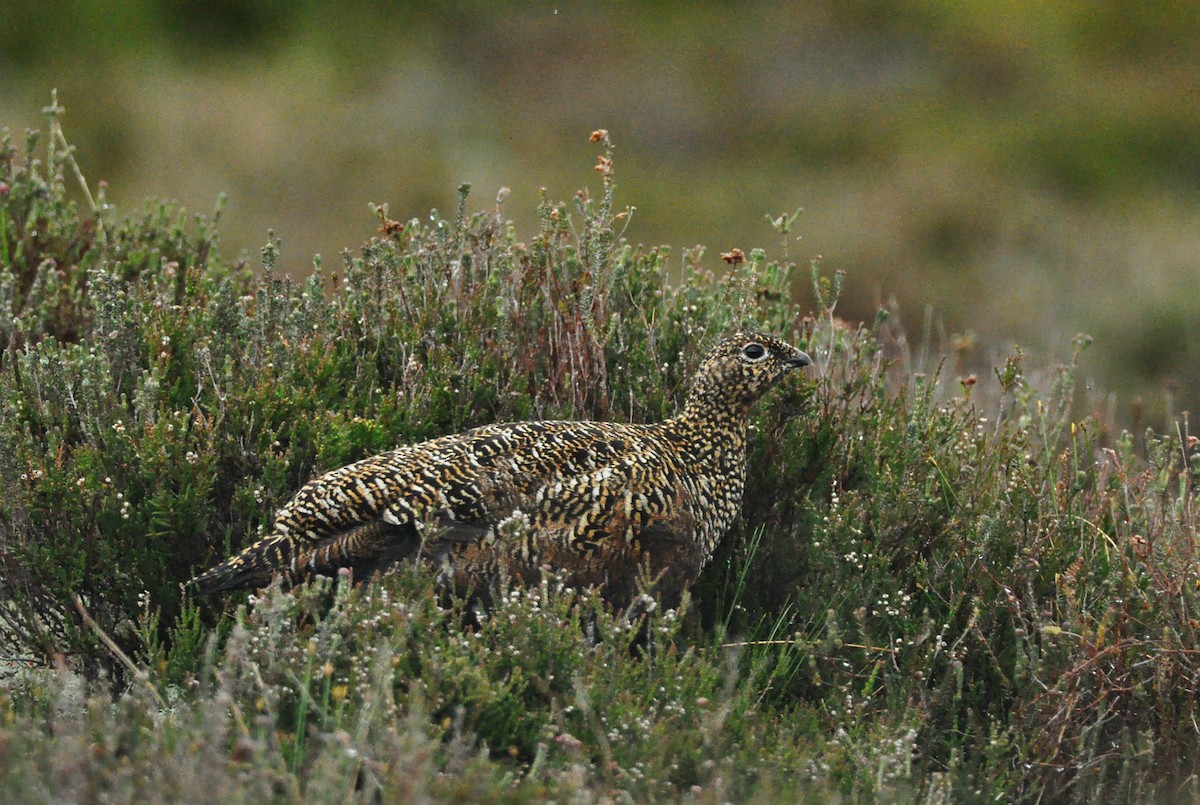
[189,521,417,595]
[188,534,297,595]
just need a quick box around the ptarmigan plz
[191,332,811,607]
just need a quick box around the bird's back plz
[191,418,714,603]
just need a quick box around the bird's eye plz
[741,342,767,362]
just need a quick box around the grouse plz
[190,332,811,607]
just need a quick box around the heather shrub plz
[0,117,809,680]
[3,106,1200,802]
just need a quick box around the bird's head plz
[683,331,812,418]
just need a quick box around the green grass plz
[3,108,1200,803]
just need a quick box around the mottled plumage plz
[191,332,811,607]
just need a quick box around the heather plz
[2,113,1199,803]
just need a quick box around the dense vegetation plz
[3,111,1200,802]
[6,1,1200,413]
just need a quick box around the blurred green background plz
[2,0,1198,420]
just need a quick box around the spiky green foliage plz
[3,111,1200,802]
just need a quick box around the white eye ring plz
[741,342,767,362]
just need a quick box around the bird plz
[190,332,812,609]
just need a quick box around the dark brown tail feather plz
[190,522,418,595]
[188,533,297,595]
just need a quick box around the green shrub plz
[0,117,808,680]
[4,105,1200,802]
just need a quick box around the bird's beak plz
[785,351,812,369]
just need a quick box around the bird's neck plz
[664,399,751,461]
[679,383,757,422]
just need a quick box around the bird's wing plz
[190,421,637,593]
[421,442,701,604]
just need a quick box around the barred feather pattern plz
[190,332,811,607]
